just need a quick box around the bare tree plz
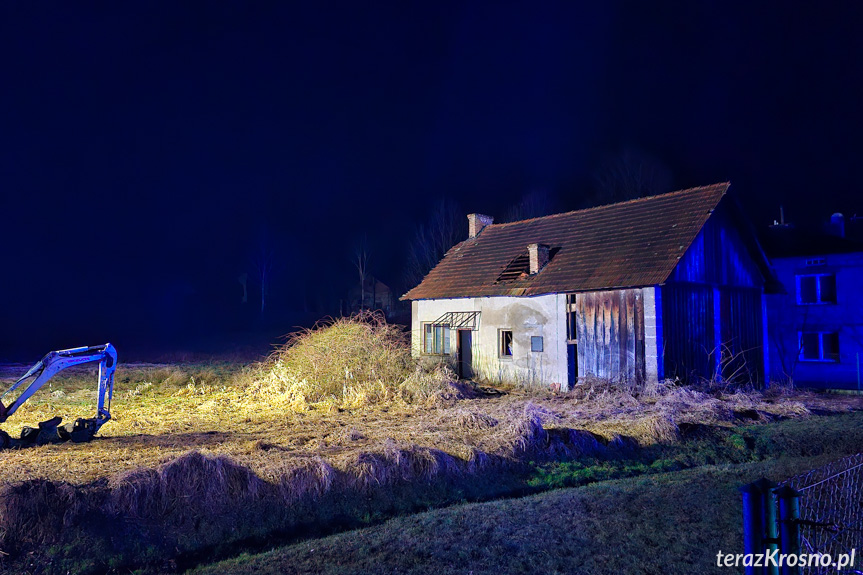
[251,230,276,315]
[404,198,466,290]
[591,147,673,206]
[501,188,557,223]
[237,273,248,304]
[354,236,370,311]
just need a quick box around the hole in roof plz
[495,247,560,283]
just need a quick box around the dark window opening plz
[798,276,816,303]
[799,331,840,362]
[820,275,837,303]
[822,332,840,361]
[800,332,820,360]
[499,330,513,357]
[797,274,837,304]
[566,294,577,343]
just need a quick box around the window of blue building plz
[796,273,836,304]
[799,331,840,362]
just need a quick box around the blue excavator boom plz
[0,343,117,448]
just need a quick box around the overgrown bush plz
[246,313,452,409]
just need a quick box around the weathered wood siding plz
[576,289,645,382]
[668,208,762,287]
[661,284,715,382]
[663,206,766,384]
[720,287,764,384]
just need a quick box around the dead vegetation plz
[0,342,857,490]
[244,312,451,410]
[0,316,861,573]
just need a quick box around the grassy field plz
[190,452,852,575]
[1,317,861,574]
[184,411,863,575]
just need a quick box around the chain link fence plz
[782,453,863,574]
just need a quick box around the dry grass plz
[1,360,859,489]
[244,312,426,410]
[1,319,862,572]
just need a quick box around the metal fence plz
[742,453,863,575]
[783,453,863,574]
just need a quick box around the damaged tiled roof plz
[402,183,731,300]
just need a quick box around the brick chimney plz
[528,243,550,275]
[467,213,494,238]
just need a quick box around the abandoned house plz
[762,214,863,390]
[347,276,397,317]
[402,183,778,389]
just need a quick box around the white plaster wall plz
[412,294,568,388]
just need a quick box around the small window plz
[565,294,578,343]
[423,323,450,355]
[799,332,840,362]
[796,274,836,304]
[530,336,543,352]
[499,330,513,358]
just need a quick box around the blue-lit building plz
[764,215,863,390]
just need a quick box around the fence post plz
[775,485,801,575]
[755,478,780,575]
[742,478,780,575]
[742,480,765,575]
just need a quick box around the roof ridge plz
[401,181,748,302]
[488,182,730,228]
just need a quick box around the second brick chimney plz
[467,213,494,238]
[528,243,550,275]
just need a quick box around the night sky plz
[2,1,862,357]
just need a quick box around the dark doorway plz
[567,343,578,387]
[458,329,473,380]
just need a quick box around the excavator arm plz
[0,343,117,448]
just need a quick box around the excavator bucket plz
[1,416,97,449]
[19,416,63,445]
[58,418,99,443]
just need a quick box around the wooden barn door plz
[719,288,764,385]
[575,290,645,383]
